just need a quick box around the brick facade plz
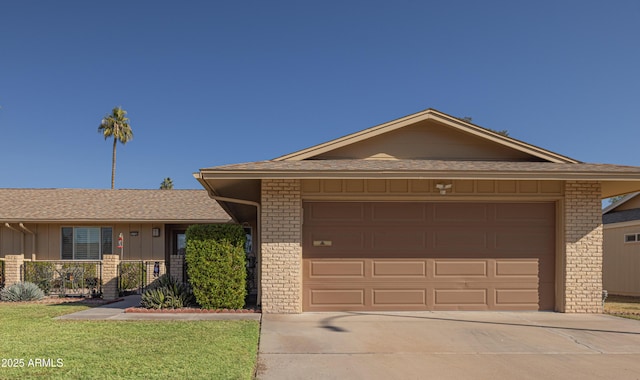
[256,179,605,314]
[169,254,185,283]
[102,254,120,300]
[3,254,24,286]
[564,181,603,313]
[260,179,302,313]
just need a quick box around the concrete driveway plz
[257,311,640,379]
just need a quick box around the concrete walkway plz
[55,295,261,321]
[256,311,640,380]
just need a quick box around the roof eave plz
[1,219,230,224]
[199,170,640,181]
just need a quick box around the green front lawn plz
[0,303,260,379]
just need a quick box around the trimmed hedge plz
[185,224,246,309]
[186,224,246,246]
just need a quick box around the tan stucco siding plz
[312,121,540,161]
[563,181,603,313]
[615,195,640,211]
[302,179,563,198]
[603,223,640,296]
[1,226,23,256]
[0,223,165,261]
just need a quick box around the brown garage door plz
[303,202,555,311]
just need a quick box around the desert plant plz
[140,275,195,309]
[1,282,45,301]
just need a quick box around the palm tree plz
[160,177,174,190]
[98,106,133,189]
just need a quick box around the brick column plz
[4,254,24,286]
[102,254,120,300]
[261,179,302,313]
[170,255,184,283]
[145,260,166,285]
[564,181,603,313]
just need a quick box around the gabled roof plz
[196,108,640,221]
[0,189,231,223]
[602,192,640,214]
[274,109,579,163]
[602,192,640,224]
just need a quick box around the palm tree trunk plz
[111,137,117,189]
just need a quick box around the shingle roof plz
[603,208,640,224]
[0,189,230,222]
[200,159,640,179]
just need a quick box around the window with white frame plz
[624,233,640,243]
[61,227,113,260]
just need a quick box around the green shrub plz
[23,262,55,295]
[185,224,245,247]
[140,274,195,309]
[1,282,45,301]
[185,224,247,309]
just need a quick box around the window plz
[624,233,640,243]
[61,227,112,260]
[173,231,186,255]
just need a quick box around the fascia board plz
[603,220,640,229]
[199,170,640,181]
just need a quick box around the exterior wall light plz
[436,183,452,195]
[152,228,161,237]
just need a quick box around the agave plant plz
[140,275,195,309]
[0,282,45,302]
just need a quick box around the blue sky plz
[1,1,639,190]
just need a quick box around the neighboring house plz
[0,189,231,264]
[602,192,640,296]
[195,108,640,313]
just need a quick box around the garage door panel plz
[432,203,488,222]
[434,289,488,305]
[306,229,366,255]
[305,202,365,223]
[303,202,555,311]
[495,231,553,251]
[372,260,426,277]
[433,231,488,250]
[371,230,426,250]
[494,203,555,224]
[308,260,365,278]
[495,289,539,305]
[495,260,538,277]
[433,260,487,277]
[372,289,426,306]
[310,289,365,306]
[371,203,426,222]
